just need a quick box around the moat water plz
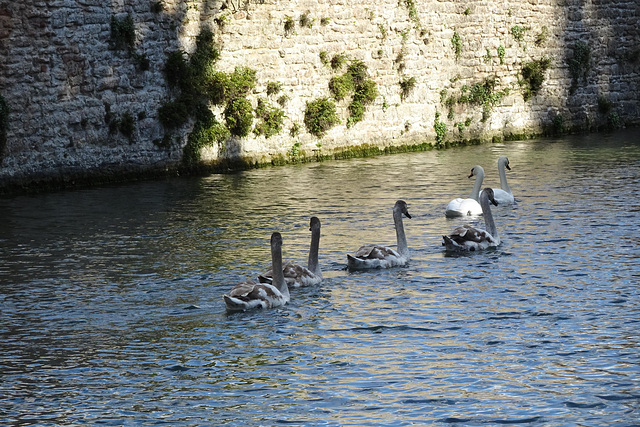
[1,129,639,425]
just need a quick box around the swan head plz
[394,200,412,219]
[309,216,321,231]
[468,165,485,179]
[270,232,283,247]
[480,188,498,206]
[499,155,511,171]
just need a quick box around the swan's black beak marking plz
[506,163,511,171]
[405,212,412,219]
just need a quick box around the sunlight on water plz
[1,129,639,425]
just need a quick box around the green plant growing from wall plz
[160,29,261,165]
[378,23,388,40]
[497,44,506,65]
[284,15,295,36]
[606,112,622,131]
[551,114,564,135]
[451,31,462,60]
[520,57,551,101]
[399,76,417,101]
[164,50,189,90]
[110,14,135,51]
[433,111,447,147]
[119,111,135,142]
[266,81,283,96]
[340,60,379,127]
[290,121,301,137]
[277,94,289,107]
[183,111,230,166]
[304,97,340,138]
[319,51,329,66]
[401,0,423,32]
[484,48,493,64]
[299,11,314,29]
[253,98,285,138]
[598,96,613,115]
[331,53,348,70]
[535,26,548,47]
[568,41,591,92]
[510,25,528,47]
[288,142,301,159]
[456,77,510,121]
[133,52,149,71]
[214,15,228,31]
[224,97,253,137]
[158,99,189,129]
[329,74,355,101]
[382,96,389,112]
[0,94,8,157]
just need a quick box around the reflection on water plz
[1,129,640,425]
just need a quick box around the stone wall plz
[0,0,638,191]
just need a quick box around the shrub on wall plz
[158,99,189,129]
[433,112,447,147]
[329,74,354,101]
[254,98,285,138]
[183,111,230,167]
[451,31,462,60]
[399,76,417,101]
[520,58,551,101]
[568,41,590,92]
[110,14,135,51]
[224,97,254,137]
[304,98,340,138]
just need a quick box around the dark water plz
[1,129,639,426]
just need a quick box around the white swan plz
[445,165,485,217]
[442,188,501,252]
[223,232,290,312]
[259,217,322,288]
[347,200,411,269]
[492,156,515,205]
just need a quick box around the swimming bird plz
[442,188,500,252]
[259,217,322,288]
[445,165,485,217]
[223,232,290,312]
[492,156,515,205]
[347,200,412,269]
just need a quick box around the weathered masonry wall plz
[0,0,638,191]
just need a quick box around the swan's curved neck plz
[480,193,499,244]
[393,208,408,255]
[307,227,321,277]
[498,160,512,194]
[271,243,289,297]
[470,168,485,201]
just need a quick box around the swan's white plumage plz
[259,217,322,288]
[224,232,290,312]
[492,156,515,205]
[443,188,501,252]
[445,165,485,217]
[347,200,411,269]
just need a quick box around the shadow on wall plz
[559,0,639,133]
